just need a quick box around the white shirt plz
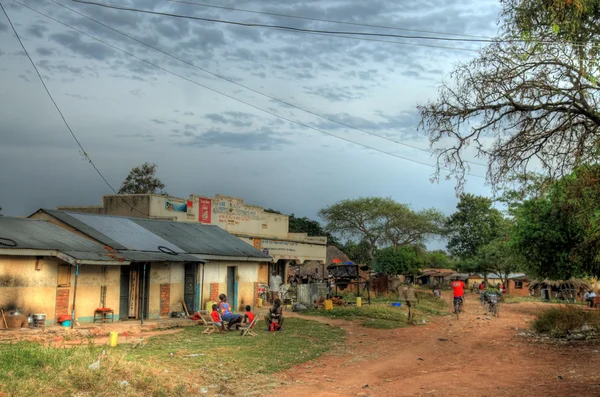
[590,292,597,299]
[270,274,282,292]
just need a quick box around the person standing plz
[270,270,282,303]
[311,267,321,282]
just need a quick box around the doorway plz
[119,266,130,320]
[120,263,150,320]
[227,266,237,310]
[184,263,198,313]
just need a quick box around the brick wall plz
[160,284,170,316]
[55,288,70,319]
[210,283,219,302]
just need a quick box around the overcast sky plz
[0,0,501,246]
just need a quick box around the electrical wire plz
[69,0,501,43]
[165,0,492,39]
[50,0,488,167]
[15,1,487,179]
[1,2,149,217]
[71,0,594,46]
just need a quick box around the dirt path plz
[269,295,600,397]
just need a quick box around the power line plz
[15,1,486,179]
[1,2,149,216]
[70,0,499,43]
[166,0,492,39]
[71,0,595,47]
[50,0,488,167]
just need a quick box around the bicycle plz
[487,294,500,317]
[453,296,464,319]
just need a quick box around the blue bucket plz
[61,320,71,327]
[391,302,402,307]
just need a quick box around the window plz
[57,264,71,287]
[514,280,523,289]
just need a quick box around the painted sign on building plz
[199,198,212,224]
[253,238,262,250]
[165,199,188,212]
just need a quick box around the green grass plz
[0,318,344,396]
[304,292,449,329]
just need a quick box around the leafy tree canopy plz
[375,245,422,275]
[319,197,445,263]
[512,164,600,279]
[118,162,166,195]
[446,194,504,260]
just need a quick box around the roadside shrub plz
[532,306,600,336]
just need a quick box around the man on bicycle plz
[450,277,465,313]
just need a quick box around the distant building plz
[57,194,327,283]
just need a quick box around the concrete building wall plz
[58,195,153,219]
[239,236,326,264]
[199,261,261,312]
[0,256,60,325]
[71,265,120,323]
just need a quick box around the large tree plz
[375,245,422,276]
[512,164,600,278]
[382,206,446,249]
[319,197,390,262]
[319,197,444,262]
[418,0,600,189]
[446,194,504,260]
[119,162,166,194]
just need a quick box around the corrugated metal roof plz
[0,217,123,263]
[131,219,271,261]
[40,210,267,262]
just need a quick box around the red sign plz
[199,198,212,224]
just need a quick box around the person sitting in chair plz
[264,298,284,331]
[218,294,243,331]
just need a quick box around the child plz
[264,298,283,331]
[243,305,255,325]
[210,304,224,333]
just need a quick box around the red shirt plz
[246,312,255,323]
[451,280,465,297]
[211,310,221,323]
[479,283,485,290]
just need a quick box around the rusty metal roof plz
[37,210,202,263]
[38,209,269,262]
[0,217,124,264]
[131,219,271,261]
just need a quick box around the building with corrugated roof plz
[0,217,132,325]
[57,193,328,286]
[29,209,271,320]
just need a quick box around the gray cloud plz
[27,24,48,39]
[35,47,53,56]
[205,112,257,128]
[183,128,292,150]
[304,85,365,102]
[50,32,114,60]
[150,119,166,124]
[183,111,195,116]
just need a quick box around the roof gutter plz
[0,249,129,266]
[192,254,272,263]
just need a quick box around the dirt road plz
[269,296,600,397]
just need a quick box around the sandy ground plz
[268,295,600,397]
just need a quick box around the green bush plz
[532,306,600,336]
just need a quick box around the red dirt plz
[269,295,600,397]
